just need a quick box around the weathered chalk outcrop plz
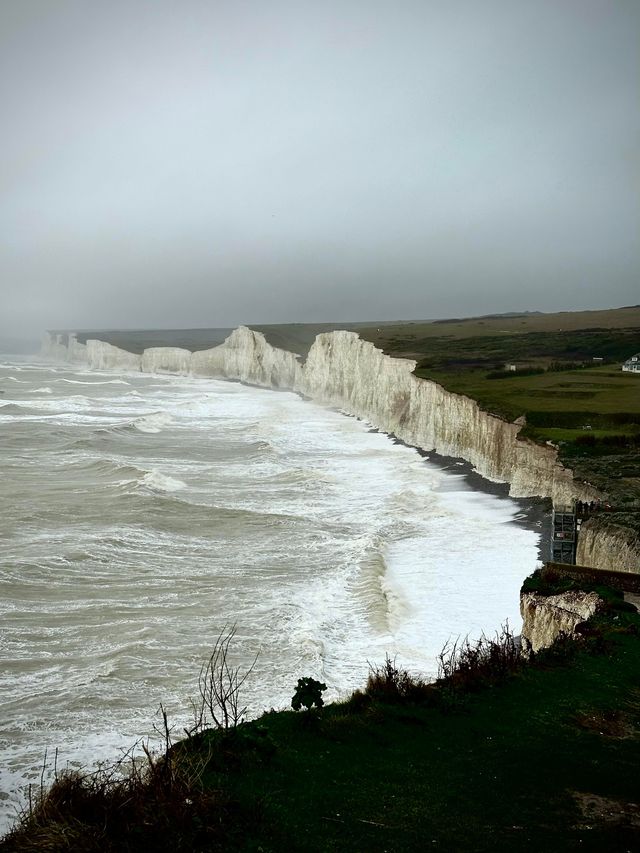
[67,334,87,363]
[520,590,603,652]
[41,325,597,506]
[141,347,191,375]
[191,326,302,390]
[576,517,640,574]
[41,332,71,362]
[86,340,142,372]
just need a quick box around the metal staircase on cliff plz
[551,505,577,564]
[550,501,626,565]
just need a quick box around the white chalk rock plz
[576,517,640,573]
[191,326,302,389]
[301,331,593,504]
[520,590,602,652]
[67,334,88,364]
[42,325,599,507]
[86,340,141,371]
[141,347,191,375]
[40,332,70,361]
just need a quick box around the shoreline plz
[31,347,551,566]
[368,426,549,564]
[40,327,601,507]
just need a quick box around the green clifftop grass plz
[188,611,640,852]
[4,602,640,852]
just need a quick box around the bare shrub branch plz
[437,621,522,691]
[364,654,432,703]
[188,624,259,736]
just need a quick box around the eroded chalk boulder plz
[520,590,603,653]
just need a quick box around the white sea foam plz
[0,356,541,835]
[56,378,131,385]
[133,412,174,432]
[138,470,187,492]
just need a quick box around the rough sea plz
[0,356,540,832]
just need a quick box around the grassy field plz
[359,305,640,348]
[409,366,640,423]
[199,629,640,852]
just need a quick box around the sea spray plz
[0,356,540,833]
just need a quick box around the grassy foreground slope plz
[359,306,640,504]
[193,631,640,852]
[3,596,640,852]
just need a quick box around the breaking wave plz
[0,402,44,416]
[137,470,187,492]
[55,378,131,386]
[133,412,174,433]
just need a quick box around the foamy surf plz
[133,412,174,432]
[0,355,541,835]
[55,378,131,385]
[138,470,188,492]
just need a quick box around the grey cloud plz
[1,0,638,339]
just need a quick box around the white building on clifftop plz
[622,353,640,373]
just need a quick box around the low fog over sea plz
[0,356,540,830]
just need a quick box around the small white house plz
[622,353,640,373]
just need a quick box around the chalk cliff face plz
[576,517,640,574]
[85,340,142,372]
[141,347,191,375]
[64,334,87,363]
[191,326,302,389]
[42,333,71,362]
[302,331,593,505]
[520,590,603,652]
[41,325,597,506]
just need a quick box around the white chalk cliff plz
[191,326,302,390]
[141,347,191,375]
[85,339,142,371]
[42,325,599,507]
[576,517,640,573]
[520,590,603,652]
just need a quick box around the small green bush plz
[291,677,327,711]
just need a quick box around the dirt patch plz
[572,709,637,739]
[573,792,640,829]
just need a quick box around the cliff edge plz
[42,326,600,510]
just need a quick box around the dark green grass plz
[408,349,640,503]
[410,366,640,424]
[405,328,640,371]
[185,624,640,852]
[5,611,640,852]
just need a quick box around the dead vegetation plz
[1,709,224,852]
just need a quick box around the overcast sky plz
[1,0,638,337]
